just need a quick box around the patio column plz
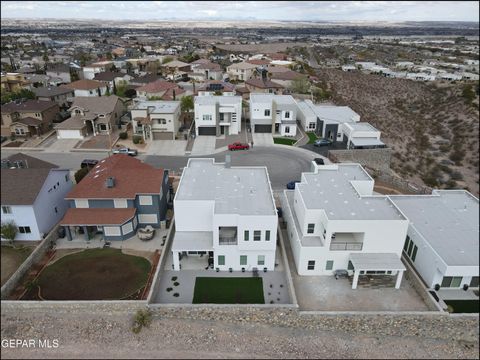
[83,226,89,240]
[66,226,72,241]
[352,269,360,289]
[395,270,404,289]
[91,120,96,136]
[172,251,180,271]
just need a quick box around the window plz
[347,261,354,270]
[265,230,270,241]
[156,118,167,125]
[403,236,410,252]
[253,230,261,241]
[240,255,247,266]
[2,206,12,214]
[202,114,212,121]
[18,226,31,234]
[307,260,315,270]
[264,109,270,116]
[54,206,58,213]
[411,245,418,262]
[35,112,41,117]
[104,226,121,236]
[257,255,265,266]
[114,199,128,208]
[244,230,249,241]
[75,199,89,208]
[284,111,290,119]
[308,122,315,129]
[307,223,315,234]
[470,277,479,288]
[218,255,225,266]
[441,276,463,288]
[325,260,334,270]
[139,195,153,205]
[99,124,107,131]
[285,126,290,134]
[407,240,414,257]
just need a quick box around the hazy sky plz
[1,1,479,22]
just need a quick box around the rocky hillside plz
[317,69,479,196]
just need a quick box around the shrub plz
[173,282,179,286]
[132,135,142,144]
[171,276,177,281]
[173,293,179,297]
[119,132,128,140]
[131,309,152,334]
[1,220,17,244]
[450,171,464,181]
[74,167,89,184]
[166,287,173,292]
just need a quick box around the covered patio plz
[349,253,406,290]
[170,231,214,270]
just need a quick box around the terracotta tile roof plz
[93,71,122,81]
[161,87,186,100]
[33,86,74,97]
[245,78,284,89]
[65,154,165,199]
[60,208,136,225]
[14,117,43,127]
[1,99,58,113]
[235,86,250,94]
[64,79,105,90]
[195,62,222,71]
[136,80,179,93]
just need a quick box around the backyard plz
[192,277,265,304]
[22,248,151,300]
[1,245,34,286]
[445,300,479,314]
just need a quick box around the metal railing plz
[329,242,363,251]
[219,237,237,245]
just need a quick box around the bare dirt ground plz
[316,69,480,196]
[216,42,310,53]
[1,246,34,286]
[1,309,479,359]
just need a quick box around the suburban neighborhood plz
[0,1,479,359]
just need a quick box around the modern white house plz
[1,154,73,241]
[172,158,278,272]
[342,122,385,149]
[194,95,242,136]
[280,163,409,289]
[131,100,181,141]
[389,190,479,290]
[249,93,297,136]
[82,61,114,80]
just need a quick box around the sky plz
[1,1,479,22]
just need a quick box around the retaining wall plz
[328,148,392,172]
[1,224,59,300]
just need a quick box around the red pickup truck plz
[228,142,250,151]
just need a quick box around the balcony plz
[219,237,238,245]
[219,226,237,246]
[329,242,363,251]
[329,232,364,251]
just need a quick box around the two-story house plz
[1,99,59,137]
[33,86,74,108]
[226,62,257,81]
[1,153,73,241]
[63,79,108,97]
[249,93,297,136]
[0,72,31,93]
[389,190,479,290]
[245,78,284,95]
[280,163,409,289]
[131,100,181,141]
[46,63,72,84]
[196,81,235,96]
[172,158,278,271]
[60,155,169,242]
[54,96,125,139]
[194,95,242,136]
[82,61,114,80]
[135,80,186,100]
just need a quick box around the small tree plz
[1,221,17,244]
[289,77,310,94]
[180,95,194,113]
[74,167,89,184]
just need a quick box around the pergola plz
[349,253,406,290]
[171,231,214,270]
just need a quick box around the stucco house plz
[33,86,74,108]
[249,93,297,136]
[1,153,73,241]
[226,62,257,81]
[63,79,108,97]
[172,158,278,271]
[60,155,169,242]
[135,80,186,100]
[131,100,181,141]
[194,95,242,136]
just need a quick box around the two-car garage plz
[254,124,273,133]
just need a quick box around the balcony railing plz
[219,237,237,245]
[329,242,363,251]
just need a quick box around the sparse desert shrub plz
[131,309,152,334]
[132,135,142,144]
[450,171,464,181]
[119,132,128,140]
[173,293,179,297]
[173,282,180,286]
[171,276,177,281]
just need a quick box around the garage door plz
[198,127,216,136]
[57,129,83,139]
[152,131,174,140]
[254,124,272,133]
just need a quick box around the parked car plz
[228,142,250,151]
[113,147,138,156]
[80,159,99,168]
[314,158,325,165]
[286,180,300,190]
[313,138,332,147]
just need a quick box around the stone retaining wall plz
[1,225,59,300]
[369,168,432,194]
[328,148,392,172]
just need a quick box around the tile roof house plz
[1,153,73,241]
[245,78,284,95]
[226,62,257,81]
[196,80,235,96]
[190,61,223,82]
[1,99,60,137]
[63,79,108,97]
[54,95,125,139]
[269,70,306,89]
[33,86,74,107]
[60,155,169,241]
[135,80,186,100]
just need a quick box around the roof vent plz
[106,176,115,188]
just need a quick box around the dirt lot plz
[316,69,479,196]
[216,42,309,53]
[1,246,34,286]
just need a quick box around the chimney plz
[225,154,231,168]
[106,176,115,188]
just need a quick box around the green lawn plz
[306,132,318,144]
[274,137,297,146]
[193,277,265,304]
[444,300,479,314]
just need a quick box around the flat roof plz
[175,158,276,216]
[249,93,296,105]
[303,100,359,123]
[349,253,406,271]
[133,100,180,114]
[350,138,385,147]
[172,231,214,251]
[298,164,406,221]
[347,122,379,132]
[389,190,479,267]
[194,95,242,105]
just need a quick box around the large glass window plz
[441,276,463,288]
[411,245,418,262]
[325,260,334,270]
[470,277,479,288]
[307,223,315,234]
[218,255,225,266]
[2,206,12,214]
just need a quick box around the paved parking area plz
[147,140,187,156]
[215,122,250,150]
[191,135,216,155]
[252,132,274,146]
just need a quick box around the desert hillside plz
[317,69,479,196]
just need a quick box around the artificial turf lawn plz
[192,277,265,304]
[273,137,297,145]
[306,132,318,144]
[444,299,479,313]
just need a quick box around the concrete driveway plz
[43,139,80,153]
[147,140,187,156]
[252,133,274,146]
[191,136,216,155]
